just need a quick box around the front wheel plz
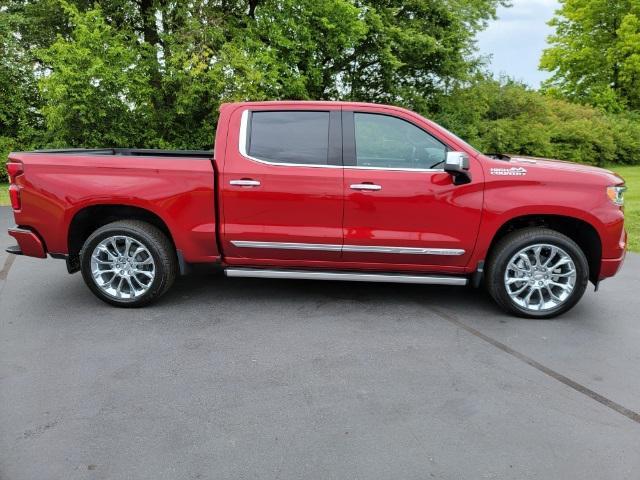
[80,220,178,307]
[486,228,589,319]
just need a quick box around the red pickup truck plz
[5,101,627,318]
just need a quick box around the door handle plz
[230,179,261,187]
[350,183,382,191]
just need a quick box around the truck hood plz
[491,154,624,184]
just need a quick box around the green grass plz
[1,166,638,251]
[0,183,8,207]
[608,165,640,253]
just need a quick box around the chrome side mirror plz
[444,151,471,185]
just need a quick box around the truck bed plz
[23,148,214,158]
[8,149,219,264]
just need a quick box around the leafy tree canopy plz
[1,0,507,149]
[540,0,640,112]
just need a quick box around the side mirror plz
[444,151,471,185]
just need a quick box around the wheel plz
[485,228,589,319]
[79,220,177,307]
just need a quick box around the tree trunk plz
[138,0,165,129]
[248,0,260,18]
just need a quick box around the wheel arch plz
[486,214,602,284]
[68,204,176,265]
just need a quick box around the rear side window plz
[248,111,329,165]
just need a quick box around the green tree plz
[3,0,507,150]
[0,5,42,178]
[37,2,158,147]
[540,0,640,111]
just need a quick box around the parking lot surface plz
[1,207,639,479]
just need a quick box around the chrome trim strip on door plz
[230,240,465,256]
[231,241,343,252]
[341,245,465,255]
[225,268,468,286]
[238,109,446,172]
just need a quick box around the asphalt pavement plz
[1,207,639,479]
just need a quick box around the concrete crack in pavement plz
[431,306,640,425]
[0,252,16,281]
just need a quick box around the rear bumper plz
[7,227,47,258]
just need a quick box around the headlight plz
[607,185,626,206]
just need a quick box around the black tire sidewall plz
[488,230,589,319]
[80,224,171,307]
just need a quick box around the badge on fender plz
[490,167,527,176]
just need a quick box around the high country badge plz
[490,166,527,176]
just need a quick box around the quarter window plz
[248,111,330,165]
[354,113,447,169]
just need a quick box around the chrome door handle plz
[350,183,382,191]
[230,179,261,187]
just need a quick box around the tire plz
[485,227,589,319]
[80,220,177,307]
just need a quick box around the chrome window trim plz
[345,166,445,172]
[231,240,465,256]
[238,109,446,172]
[239,110,341,169]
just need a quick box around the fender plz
[468,205,607,272]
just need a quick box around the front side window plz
[354,113,447,170]
[247,111,329,165]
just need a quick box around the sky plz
[476,0,561,88]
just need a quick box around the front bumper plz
[7,226,47,258]
[599,229,627,280]
[600,253,626,279]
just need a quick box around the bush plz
[546,100,616,166]
[432,78,640,166]
[0,137,15,183]
[610,112,640,165]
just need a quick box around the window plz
[354,113,447,170]
[247,111,330,165]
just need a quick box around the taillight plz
[7,161,24,210]
[7,161,23,183]
[9,185,21,210]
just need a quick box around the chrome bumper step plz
[5,245,23,255]
[224,268,468,286]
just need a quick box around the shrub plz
[0,137,15,183]
[432,78,640,166]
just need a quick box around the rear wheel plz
[80,220,177,307]
[486,228,589,319]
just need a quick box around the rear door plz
[220,105,344,265]
[341,107,484,271]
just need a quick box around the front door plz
[221,106,344,266]
[341,108,484,272]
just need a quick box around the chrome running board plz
[224,268,468,286]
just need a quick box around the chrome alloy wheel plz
[504,244,577,312]
[90,235,155,299]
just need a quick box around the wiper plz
[484,153,511,161]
